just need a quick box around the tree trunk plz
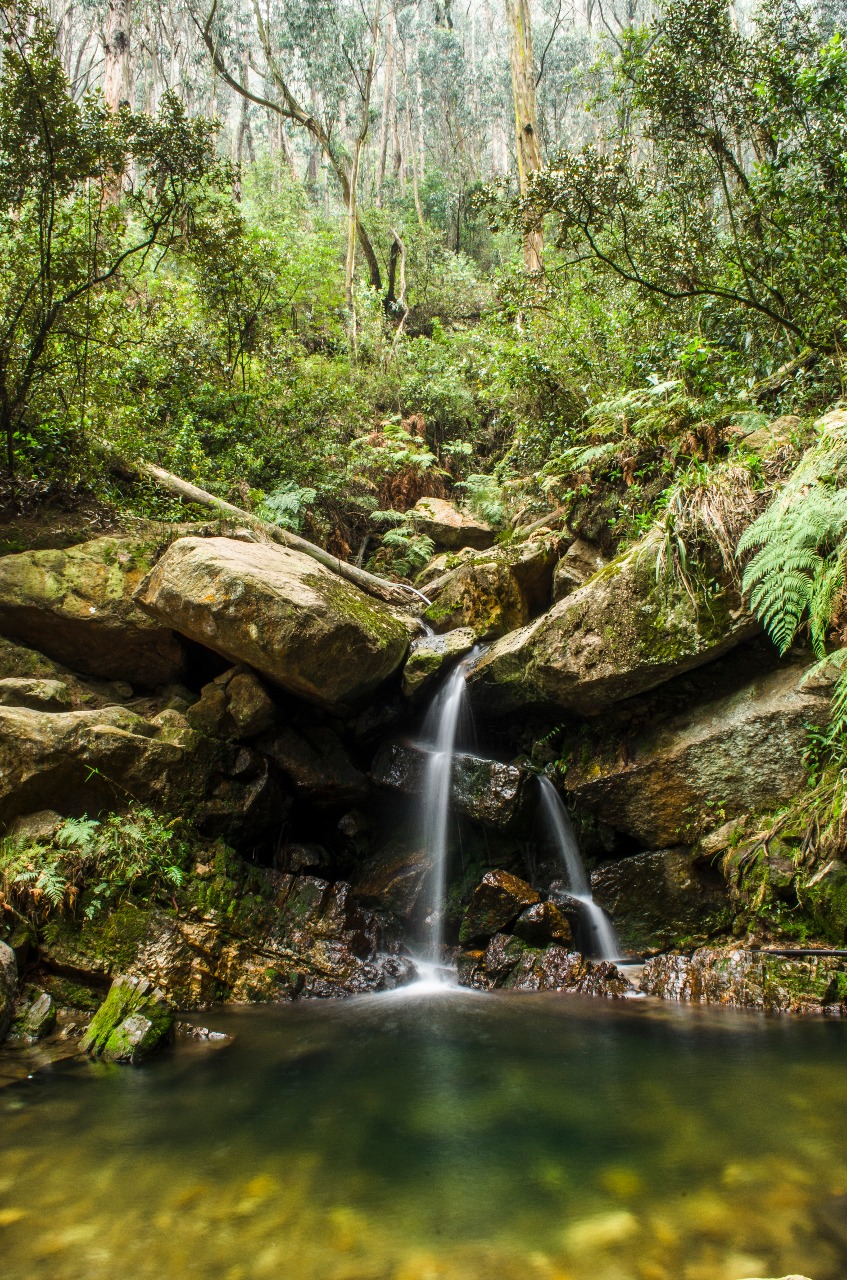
[100,452,422,606]
[346,0,382,318]
[505,0,543,271]
[104,0,132,110]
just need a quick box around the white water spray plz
[537,776,623,963]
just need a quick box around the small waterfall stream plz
[417,651,477,967]
[537,776,623,962]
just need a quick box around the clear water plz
[2,990,847,1280]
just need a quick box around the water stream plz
[416,651,477,965]
[538,775,624,962]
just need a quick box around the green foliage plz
[738,412,847,655]
[0,808,190,924]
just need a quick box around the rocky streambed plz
[1,484,847,1069]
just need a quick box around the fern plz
[739,430,847,655]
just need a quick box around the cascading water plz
[537,775,623,963]
[416,651,478,969]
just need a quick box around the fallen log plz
[102,451,421,607]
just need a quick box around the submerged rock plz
[642,946,847,1014]
[373,743,532,830]
[0,536,186,686]
[409,497,495,550]
[564,662,833,846]
[134,536,409,711]
[401,627,477,698]
[590,849,730,956]
[423,534,559,637]
[468,527,757,716]
[0,940,17,1043]
[81,975,174,1064]
[460,870,540,943]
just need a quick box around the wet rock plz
[264,725,369,804]
[0,702,280,844]
[373,743,531,830]
[274,842,332,873]
[352,846,430,920]
[641,946,847,1013]
[459,870,540,943]
[9,986,56,1043]
[0,940,17,1043]
[564,662,833,846]
[512,900,574,947]
[135,536,409,711]
[552,538,608,602]
[0,536,186,686]
[408,497,495,550]
[423,534,559,637]
[44,869,415,1007]
[590,849,730,956]
[468,527,757,716]
[401,628,477,698]
[81,975,174,1065]
[458,934,634,996]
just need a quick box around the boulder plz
[352,846,430,920]
[468,527,758,716]
[134,537,409,710]
[373,743,532,830]
[0,536,186,686]
[0,702,279,844]
[590,849,730,956]
[401,627,477,698]
[552,538,608,602]
[409,497,495,550]
[737,413,802,458]
[9,986,56,1043]
[81,975,174,1064]
[512,900,574,947]
[563,662,833,847]
[458,935,634,996]
[459,870,540,943]
[0,677,72,710]
[264,725,369,804]
[641,946,847,1014]
[423,534,559,637]
[185,665,277,739]
[0,940,17,1043]
[46,871,416,1006]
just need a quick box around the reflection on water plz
[2,988,846,1279]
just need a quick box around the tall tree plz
[505,0,543,269]
[103,0,132,109]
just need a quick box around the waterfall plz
[417,652,477,967]
[537,776,623,963]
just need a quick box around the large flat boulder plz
[423,534,559,637]
[134,537,409,710]
[0,536,185,686]
[468,528,758,715]
[0,702,279,844]
[409,497,495,550]
[563,662,833,847]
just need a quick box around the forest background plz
[2,0,847,582]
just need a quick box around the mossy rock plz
[81,975,174,1065]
